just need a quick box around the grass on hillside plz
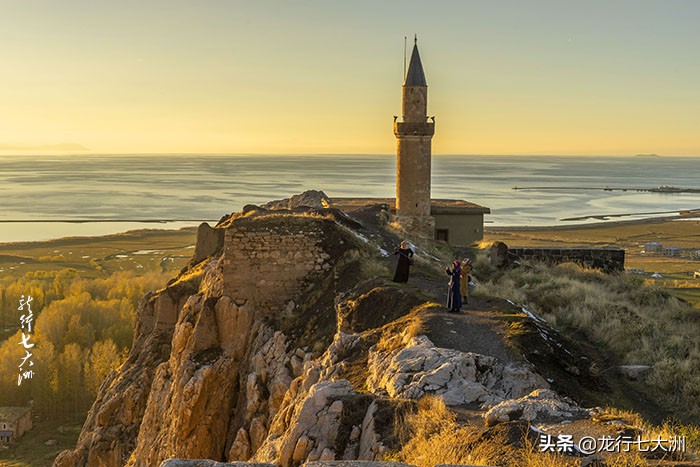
[474,256,700,422]
[485,219,700,308]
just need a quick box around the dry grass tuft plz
[402,314,427,341]
[389,395,497,466]
[359,254,391,278]
[472,248,498,282]
[374,311,428,354]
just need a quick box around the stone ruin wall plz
[508,247,625,273]
[221,220,333,314]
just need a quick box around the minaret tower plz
[394,36,435,238]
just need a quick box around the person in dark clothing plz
[393,241,414,283]
[445,260,462,313]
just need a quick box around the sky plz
[1,0,699,156]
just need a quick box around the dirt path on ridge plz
[407,268,522,366]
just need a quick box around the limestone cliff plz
[53,199,573,467]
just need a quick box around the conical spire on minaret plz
[404,35,427,86]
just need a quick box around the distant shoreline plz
[0,225,198,249]
[512,186,700,194]
[0,221,203,245]
[485,214,688,232]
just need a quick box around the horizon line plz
[0,152,698,158]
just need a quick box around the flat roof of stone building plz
[330,197,490,214]
[0,407,30,422]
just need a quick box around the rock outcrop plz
[336,286,424,334]
[262,190,330,210]
[54,196,594,467]
[250,328,391,465]
[193,222,225,263]
[54,266,204,467]
[254,380,362,464]
[367,335,547,407]
[484,388,587,426]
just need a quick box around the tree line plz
[0,269,168,421]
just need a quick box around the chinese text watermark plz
[539,433,686,455]
[18,295,35,386]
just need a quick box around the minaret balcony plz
[394,121,435,137]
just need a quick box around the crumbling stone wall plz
[508,247,625,273]
[222,218,333,314]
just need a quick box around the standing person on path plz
[393,241,414,283]
[460,257,473,305]
[445,260,462,313]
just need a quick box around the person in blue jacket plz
[445,260,462,313]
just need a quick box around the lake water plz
[1,154,699,243]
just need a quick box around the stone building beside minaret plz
[394,37,436,238]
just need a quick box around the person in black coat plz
[445,260,462,313]
[393,241,414,283]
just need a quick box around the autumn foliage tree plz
[0,270,168,421]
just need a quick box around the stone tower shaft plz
[394,38,435,237]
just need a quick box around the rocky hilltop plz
[53,192,677,467]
